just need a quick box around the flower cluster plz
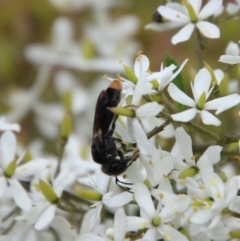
[1,0,240,241]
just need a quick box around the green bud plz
[204,62,219,88]
[179,166,198,179]
[179,228,192,241]
[230,230,240,239]
[218,171,227,183]
[63,91,72,112]
[196,92,206,110]
[23,151,33,163]
[152,216,161,226]
[109,107,135,117]
[183,0,198,22]
[143,179,151,189]
[124,65,138,84]
[82,38,95,59]
[39,180,59,203]
[76,189,102,201]
[150,79,159,90]
[61,112,72,140]
[4,160,17,178]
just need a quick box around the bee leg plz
[115,177,133,193]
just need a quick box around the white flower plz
[106,209,127,241]
[16,166,76,230]
[146,0,222,44]
[0,131,45,211]
[127,183,190,241]
[189,156,239,231]
[0,117,20,132]
[171,127,222,179]
[168,68,240,126]
[219,41,240,65]
[226,0,240,15]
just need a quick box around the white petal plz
[134,55,149,78]
[0,177,7,197]
[127,217,149,232]
[230,196,240,213]
[219,55,240,64]
[51,216,77,239]
[159,225,188,241]
[134,183,155,218]
[190,210,212,224]
[9,179,32,211]
[132,118,152,156]
[214,69,224,85]
[226,41,240,56]
[171,108,197,122]
[108,192,133,208]
[136,102,164,118]
[199,110,221,126]
[1,131,16,169]
[168,83,196,107]
[15,159,47,178]
[167,58,188,87]
[225,177,238,205]
[114,209,127,241]
[145,22,184,31]
[203,146,222,165]
[160,195,191,222]
[192,68,211,101]
[199,0,223,19]
[188,0,202,14]
[196,21,220,38]
[172,23,195,44]
[132,72,148,106]
[158,6,190,22]
[77,234,106,241]
[226,3,240,15]
[205,94,240,114]
[35,205,56,230]
[175,127,195,166]
[153,156,174,181]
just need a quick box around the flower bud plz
[4,160,17,178]
[196,92,206,110]
[124,65,138,84]
[178,228,191,241]
[183,0,198,22]
[179,166,198,179]
[76,189,102,201]
[109,107,135,118]
[230,230,240,239]
[39,180,59,203]
[61,112,72,140]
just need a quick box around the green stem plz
[194,28,205,69]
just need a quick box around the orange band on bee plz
[109,79,122,91]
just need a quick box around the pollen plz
[198,184,204,189]
[164,233,172,241]
[149,160,153,166]
[140,221,147,229]
[215,192,221,198]
[191,155,195,160]
[211,180,217,187]
[163,174,168,179]
[136,50,143,57]
[175,211,179,215]
[123,173,128,179]
[119,58,124,63]
[159,193,164,199]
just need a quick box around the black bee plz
[152,10,164,23]
[91,79,131,176]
